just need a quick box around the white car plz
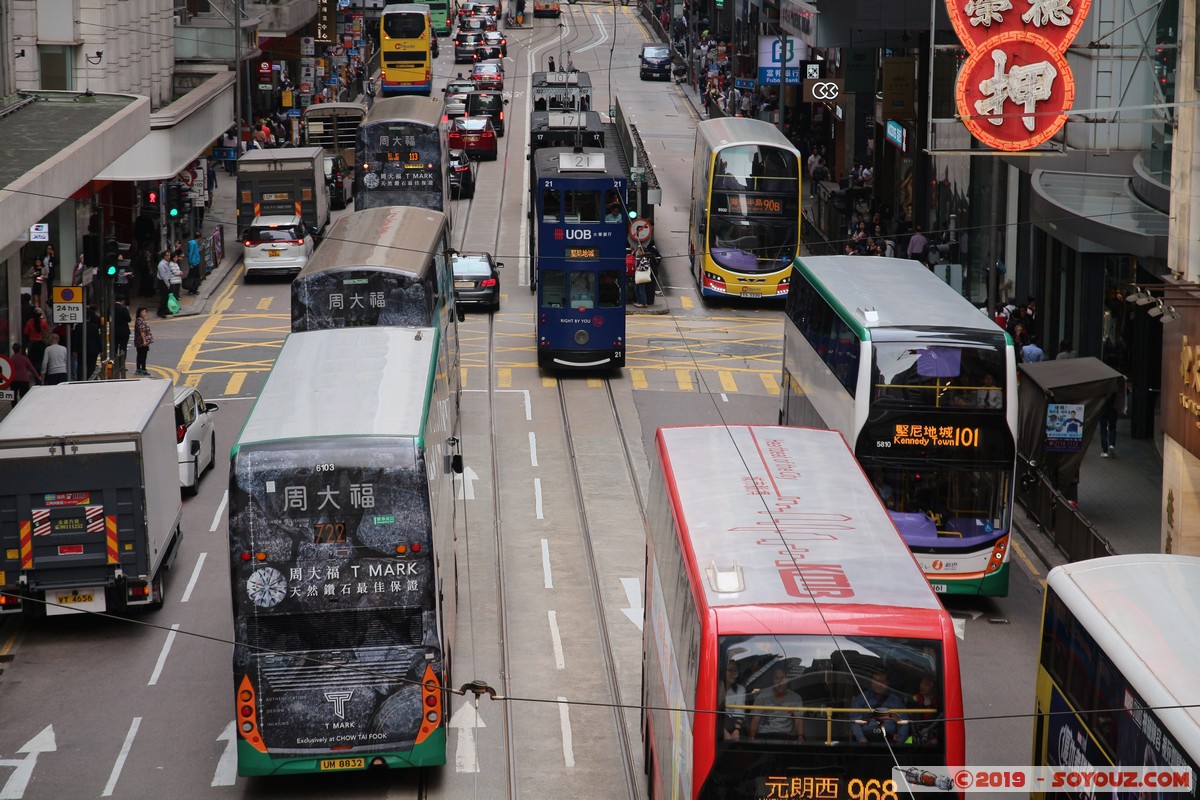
[174,386,218,495]
[242,214,314,279]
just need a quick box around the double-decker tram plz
[780,255,1018,596]
[291,207,459,391]
[643,425,965,800]
[531,71,593,112]
[355,96,448,212]
[228,325,461,776]
[530,145,629,369]
[380,3,434,96]
[688,117,802,299]
[1032,554,1200,799]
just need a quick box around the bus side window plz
[566,190,600,223]
[598,270,622,307]
[542,269,567,307]
[542,189,561,222]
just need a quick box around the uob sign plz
[946,0,1092,150]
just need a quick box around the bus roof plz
[532,71,592,89]
[364,95,443,128]
[236,327,438,448]
[301,102,367,117]
[296,206,447,278]
[797,255,1004,334]
[695,117,801,155]
[383,2,430,11]
[533,145,627,181]
[656,425,942,611]
[1047,554,1200,747]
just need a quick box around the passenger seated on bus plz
[748,666,805,743]
[565,190,600,223]
[977,373,1003,409]
[907,673,941,747]
[605,204,623,223]
[598,270,622,307]
[569,272,595,307]
[849,670,909,744]
[720,659,749,741]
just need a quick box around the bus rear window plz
[384,13,426,38]
[872,341,1007,411]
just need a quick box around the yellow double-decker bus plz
[380,3,433,96]
[687,117,802,300]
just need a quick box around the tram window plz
[565,190,600,223]
[542,270,568,307]
[542,189,561,222]
[598,269,622,307]
[569,271,595,307]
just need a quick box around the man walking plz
[906,225,929,263]
[41,333,69,385]
[156,249,173,318]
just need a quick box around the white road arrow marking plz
[449,702,485,773]
[211,721,238,787]
[454,466,478,500]
[0,725,56,800]
[620,577,643,631]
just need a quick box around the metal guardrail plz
[1016,456,1116,562]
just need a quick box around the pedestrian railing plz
[1016,456,1116,562]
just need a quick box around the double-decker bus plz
[355,96,448,212]
[1033,554,1200,798]
[688,118,802,299]
[229,325,461,776]
[291,208,459,381]
[780,255,1017,596]
[643,425,965,800]
[530,145,629,369]
[302,102,366,168]
[390,0,450,35]
[380,3,433,96]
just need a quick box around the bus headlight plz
[574,330,589,345]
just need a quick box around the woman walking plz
[134,307,154,376]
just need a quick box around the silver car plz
[174,386,218,495]
[241,215,314,279]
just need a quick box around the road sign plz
[0,354,13,389]
[300,82,313,94]
[51,286,85,325]
[629,218,653,245]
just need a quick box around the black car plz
[451,251,504,311]
[447,148,477,199]
[639,43,672,80]
[454,31,483,63]
[323,153,353,209]
[464,90,507,137]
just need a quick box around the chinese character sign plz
[947,0,1091,150]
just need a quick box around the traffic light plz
[166,183,182,218]
[145,187,159,211]
[103,238,120,279]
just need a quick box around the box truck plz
[0,380,183,616]
[236,146,331,238]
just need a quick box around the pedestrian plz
[1099,385,1123,458]
[113,297,132,371]
[41,333,69,385]
[72,251,88,284]
[1020,336,1045,363]
[23,307,50,370]
[906,225,928,262]
[632,247,654,307]
[169,254,184,304]
[134,307,154,376]
[116,259,131,303]
[84,306,103,379]
[29,257,46,310]
[7,343,40,405]
[1056,338,1077,359]
[186,233,202,294]
[156,250,173,317]
[42,244,56,297]
[810,157,829,195]
[548,54,556,73]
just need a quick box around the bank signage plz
[946,0,1092,151]
[1163,312,1200,456]
[756,35,809,86]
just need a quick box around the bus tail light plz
[237,675,267,752]
[984,535,1009,574]
[415,664,442,744]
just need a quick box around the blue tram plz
[530,146,630,370]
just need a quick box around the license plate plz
[267,250,282,257]
[319,758,365,771]
[455,280,475,288]
[931,583,947,593]
[464,136,479,143]
[58,592,95,605]
[740,288,761,298]
[46,587,106,616]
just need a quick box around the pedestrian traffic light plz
[166,184,182,218]
[145,188,159,209]
[104,238,121,279]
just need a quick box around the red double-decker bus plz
[642,425,965,800]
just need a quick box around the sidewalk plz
[172,165,243,318]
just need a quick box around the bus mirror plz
[450,453,464,474]
[457,307,466,323]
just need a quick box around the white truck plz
[236,146,331,239]
[0,380,183,616]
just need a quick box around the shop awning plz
[96,72,236,182]
[1030,169,1169,262]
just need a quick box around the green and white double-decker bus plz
[228,326,460,776]
[780,255,1017,596]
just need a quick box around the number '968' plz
[848,778,897,800]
